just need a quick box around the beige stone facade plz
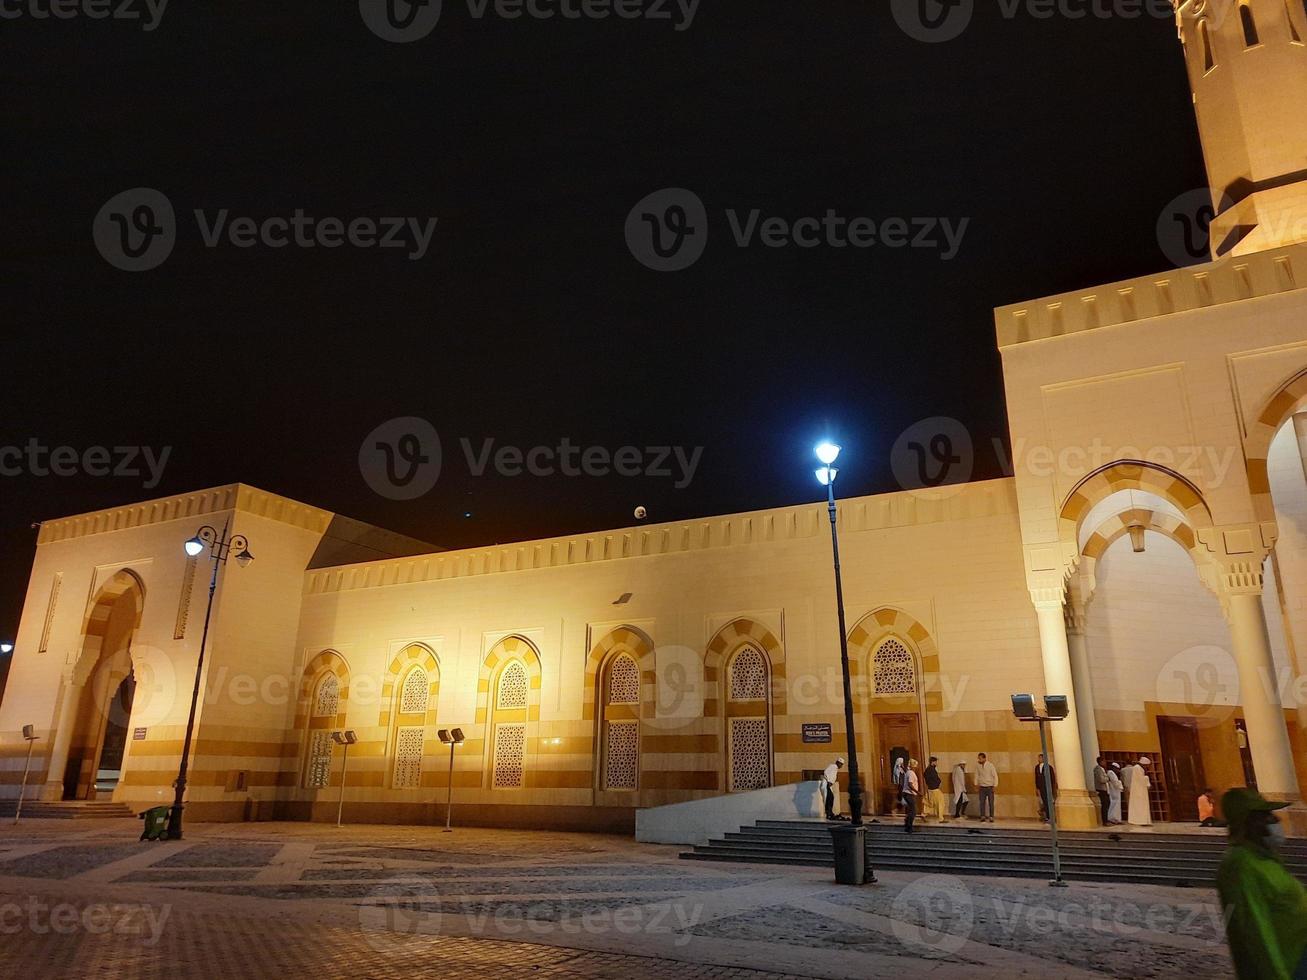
[2,0,1307,832]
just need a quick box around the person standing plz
[1125,757,1153,827]
[822,757,845,821]
[1092,756,1111,826]
[976,752,998,822]
[902,759,921,834]
[1034,753,1058,823]
[1216,788,1307,979]
[950,761,969,819]
[1199,788,1226,828]
[923,756,946,823]
[1106,763,1123,825]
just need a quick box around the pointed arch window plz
[601,654,641,791]
[728,646,768,701]
[873,638,916,696]
[399,667,429,715]
[490,658,531,789]
[313,674,339,717]
[1240,2,1260,45]
[724,644,772,791]
[1199,19,1216,72]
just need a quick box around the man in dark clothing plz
[923,756,945,823]
[1092,756,1111,825]
[1034,754,1058,823]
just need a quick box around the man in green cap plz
[1216,787,1307,979]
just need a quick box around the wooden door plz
[874,714,921,815]
[1158,717,1206,821]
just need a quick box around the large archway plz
[62,570,145,800]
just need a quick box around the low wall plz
[635,780,824,845]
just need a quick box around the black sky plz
[1,1,1208,645]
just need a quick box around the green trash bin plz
[139,806,170,842]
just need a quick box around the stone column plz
[1200,524,1305,834]
[1032,586,1097,828]
[1064,575,1102,776]
[39,674,80,801]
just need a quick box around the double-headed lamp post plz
[169,520,254,840]
[437,728,465,832]
[816,442,873,885]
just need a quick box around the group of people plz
[1090,755,1155,826]
[821,751,1165,828]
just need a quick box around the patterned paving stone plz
[0,844,142,879]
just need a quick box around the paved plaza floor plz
[0,818,1235,979]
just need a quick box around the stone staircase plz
[682,819,1307,887]
[0,800,136,820]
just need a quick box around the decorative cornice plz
[995,241,1307,349]
[304,479,1021,596]
[36,483,334,545]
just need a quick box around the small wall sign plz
[801,723,832,744]
[132,728,148,741]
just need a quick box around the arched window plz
[601,655,641,790]
[873,638,917,696]
[728,646,768,701]
[392,667,429,789]
[724,645,771,791]
[1240,2,1259,46]
[313,674,339,717]
[492,660,529,788]
[305,672,338,788]
[1199,19,1216,72]
[497,660,528,709]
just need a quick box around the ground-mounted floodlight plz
[437,727,465,833]
[331,730,358,828]
[13,725,39,825]
[1012,694,1069,887]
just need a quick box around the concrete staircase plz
[0,800,136,820]
[682,819,1307,887]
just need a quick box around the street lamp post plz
[816,442,874,885]
[169,520,254,840]
[332,730,358,827]
[1013,694,1070,887]
[437,728,465,832]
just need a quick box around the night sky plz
[1,1,1208,647]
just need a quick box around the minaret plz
[1171,0,1307,257]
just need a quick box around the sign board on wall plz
[132,728,148,741]
[801,723,832,744]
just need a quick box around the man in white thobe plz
[1125,756,1153,826]
[822,757,844,820]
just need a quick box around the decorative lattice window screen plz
[305,730,333,788]
[493,723,526,788]
[873,638,916,695]
[313,674,339,717]
[729,717,770,791]
[729,647,768,701]
[604,721,639,790]
[393,726,424,789]
[497,661,528,709]
[608,656,640,704]
[399,668,429,715]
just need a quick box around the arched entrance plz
[61,570,144,800]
